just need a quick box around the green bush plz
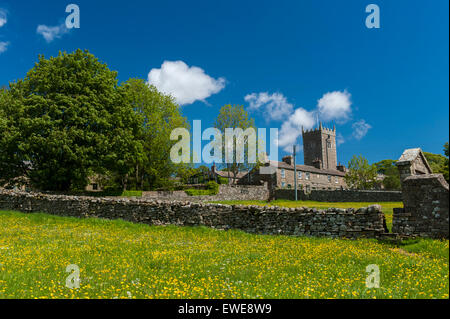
[154,179,176,191]
[185,181,220,196]
[217,177,229,185]
[185,189,210,196]
[121,190,143,197]
[206,181,219,193]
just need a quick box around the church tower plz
[302,123,337,170]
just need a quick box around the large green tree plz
[214,104,256,183]
[120,78,188,190]
[374,159,401,190]
[424,149,449,182]
[0,50,142,191]
[344,155,378,190]
[0,88,26,186]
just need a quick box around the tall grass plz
[0,210,447,299]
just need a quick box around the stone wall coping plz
[403,174,449,190]
[0,189,383,215]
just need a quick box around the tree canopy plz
[344,155,378,190]
[374,159,401,190]
[120,78,187,190]
[214,104,256,183]
[0,50,187,191]
[424,149,449,182]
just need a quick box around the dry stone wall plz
[275,189,402,202]
[143,185,270,202]
[392,174,449,238]
[0,189,387,238]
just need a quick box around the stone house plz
[242,156,346,192]
[240,123,347,191]
[185,164,247,185]
[213,169,248,184]
[396,148,433,181]
[85,174,104,192]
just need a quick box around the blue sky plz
[0,0,448,166]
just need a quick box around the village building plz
[239,123,347,191]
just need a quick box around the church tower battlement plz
[302,123,337,170]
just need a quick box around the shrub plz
[217,177,229,185]
[121,190,143,197]
[185,181,220,196]
[206,181,219,193]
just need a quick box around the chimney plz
[337,162,346,173]
[282,155,294,166]
[312,158,322,169]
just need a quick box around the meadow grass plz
[0,210,447,299]
[210,200,403,232]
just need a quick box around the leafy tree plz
[424,150,449,182]
[424,151,447,171]
[214,104,256,184]
[374,159,401,190]
[422,145,449,182]
[0,50,142,191]
[174,162,196,184]
[120,78,188,190]
[444,142,449,182]
[0,88,26,186]
[344,155,378,189]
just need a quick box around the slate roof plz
[396,148,432,172]
[268,161,346,177]
[214,171,248,179]
[397,148,422,164]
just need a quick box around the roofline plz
[396,148,433,173]
[268,161,346,176]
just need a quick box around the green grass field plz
[0,210,448,299]
[210,200,403,231]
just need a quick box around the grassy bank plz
[0,210,447,299]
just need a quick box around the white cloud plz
[336,133,345,146]
[36,24,69,43]
[244,89,358,152]
[244,91,316,151]
[317,90,352,122]
[352,120,371,140]
[147,61,225,105]
[0,9,7,27]
[0,41,9,54]
[278,107,315,151]
[245,92,294,122]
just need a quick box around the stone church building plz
[241,123,347,191]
